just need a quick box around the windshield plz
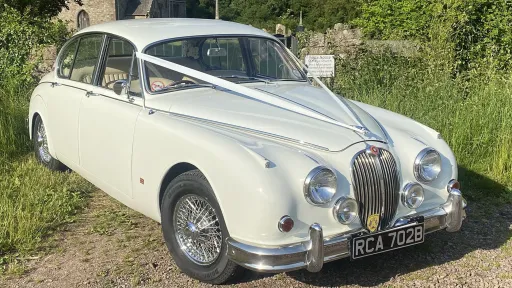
[144,36,306,93]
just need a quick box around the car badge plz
[367,214,380,232]
[367,145,379,156]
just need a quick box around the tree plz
[0,0,83,19]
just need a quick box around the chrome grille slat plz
[351,148,400,231]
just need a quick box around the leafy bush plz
[0,4,70,160]
[354,0,512,74]
[0,4,69,86]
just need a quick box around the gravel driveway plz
[1,190,511,287]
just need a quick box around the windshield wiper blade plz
[165,83,214,89]
[219,75,271,84]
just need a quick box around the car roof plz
[76,18,275,51]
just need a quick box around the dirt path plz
[2,190,512,288]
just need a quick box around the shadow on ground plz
[237,167,512,286]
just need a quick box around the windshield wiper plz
[162,83,214,91]
[219,75,271,84]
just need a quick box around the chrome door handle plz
[50,82,61,88]
[85,91,100,97]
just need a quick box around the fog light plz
[278,215,294,232]
[402,183,425,209]
[333,197,358,224]
[447,179,460,192]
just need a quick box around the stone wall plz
[300,23,418,59]
[300,24,363,58]
[59,0,116,32]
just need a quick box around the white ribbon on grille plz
[136,52,367,134]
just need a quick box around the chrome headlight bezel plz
[333,197,359,224]
[303,166,337,205]
[414,148,442,183]
[401,182,425,209]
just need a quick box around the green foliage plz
[186,0,362,32]
[0,5,70,160]
[353,0,436,40]
[354,0,512,74]
[0,0,82,18]
[0,5,70,86]
[0,157,95,259]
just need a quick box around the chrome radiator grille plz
[351,148,400,231]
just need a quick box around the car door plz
[46,34,104,167]
[78,36,143,198]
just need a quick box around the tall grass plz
[334,51,512,200]
[0,80,31,161]
[0,80,95,271]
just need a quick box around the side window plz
[70,35,104,84]
[99,38,140,96]
[57,39,78,78]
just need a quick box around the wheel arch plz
[29,94,57,157]
[158,162,199,211]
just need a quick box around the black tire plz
[33,115,66,171]
[161,170,244,284]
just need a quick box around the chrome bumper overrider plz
[226,190,466,273]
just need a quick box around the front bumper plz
[226,189,466,273]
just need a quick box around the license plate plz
[350,223,424,259]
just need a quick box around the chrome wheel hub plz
[173,195,222,265]
[37,122,51,163]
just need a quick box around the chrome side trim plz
[146,107,332,151]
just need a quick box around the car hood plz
[146,82,386,151]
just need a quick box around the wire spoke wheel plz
[174,194,223,265]
[37,121,51,163]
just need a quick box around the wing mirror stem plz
[113,79,128,96]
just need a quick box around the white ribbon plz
[136,52,367,134]
[282,47,366,130]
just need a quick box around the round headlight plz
[333,197,359,224]
[402,183,425,209]
[414,148,441,183]
[304,166,337,205]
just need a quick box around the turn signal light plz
[447,179,460,192]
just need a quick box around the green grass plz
[0,80,96,275]
[334,51,512,201]
[0,157,95,273]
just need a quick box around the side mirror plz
[113,80,128,95]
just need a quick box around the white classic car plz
[29,19,466,284]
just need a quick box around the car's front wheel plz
[161,170,244,284]
[33,115,66,171]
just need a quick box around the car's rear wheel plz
[161,170,244,284]
[33,115,66,171]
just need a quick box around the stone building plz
[59,0,187,31]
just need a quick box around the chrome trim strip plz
[146,107,332,151]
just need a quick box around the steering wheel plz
[168,79,197,87]
[105,79,126,88]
